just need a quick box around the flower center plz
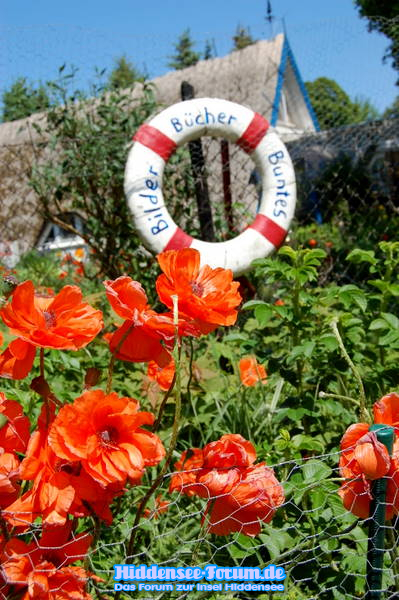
[98,426,119,446]
[191,281,205,297]
[43,310,57,328]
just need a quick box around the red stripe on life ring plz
[133,124,177,161]
[164,227,193,251]
[236,113,269,154]
[248,214,287,248]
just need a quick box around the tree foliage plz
[232,25,256,51]
[383,95,399,118]
[168,29,200,70]
[354,0,399,84]
[305,77,379,129]
[203,39,214,60]
[107,55,146,90]
[29,76,159,281]
[1,77,50,122]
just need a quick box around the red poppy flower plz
[156,248,242,334]
[104,276,199,367]
[0,393,30,453]
[239,357,267,387]
[147,359,175,391]
[48,390,165,487]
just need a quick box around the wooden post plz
[180,81,215,242]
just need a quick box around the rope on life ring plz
[124,97,296,275]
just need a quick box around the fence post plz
[366,423,395,599]
[180,81,215,242]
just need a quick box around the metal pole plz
[366,423,395,599]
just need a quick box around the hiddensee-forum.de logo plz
[113,563,286,593]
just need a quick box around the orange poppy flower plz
[48,390,165,487]
[169,448,205,497]
[143,494,170,519]
[170,434,284,536]
[340,423,390,481]
[0,338,37,380]
[104,276,199,366]
[0,393,30,453]
[147,359,175,391]
[0,452,20,508]
[204,463,285,537]
[338,412,399,519]
[156,248,242,334]
[373,392,399,435]
[239,357,267,387]
[196,434,258,499]
[0,282,103,380]
[338,464,399,520]
[1,525,96,600]
[3,403,121,527]
[1,281,103,350]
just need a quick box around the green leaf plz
[241,299,268,311]
[338,285,367,312]
[255,304,274,326]
[0,414,8,430]
[346,248,377,265]
[319,334,339,351]
[302,459,332,483]
[381,312,399,329]
[369,318,388,331]
[278,245,297,260]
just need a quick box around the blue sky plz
[1,0,397,112]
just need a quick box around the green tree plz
[305,77,379,129]
[354,0,399,84]
[204,39,214,60]
[1,77,50,122]
[168,29,200,70]
[383,95,399,118]
[232,25,256,51]
[107,55,146,90]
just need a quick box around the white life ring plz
[124,98,296,275]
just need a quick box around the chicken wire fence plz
[1,449,399,600]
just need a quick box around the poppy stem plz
[153,370,177,432]
[318,391,360,406]
[0,515,9,540]
[330,319,369,423]
[39,348,45,378]
[121,296,182,577]
[39,348,50,426]
[106,322,135,394]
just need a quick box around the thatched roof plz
[0,34,317,263]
